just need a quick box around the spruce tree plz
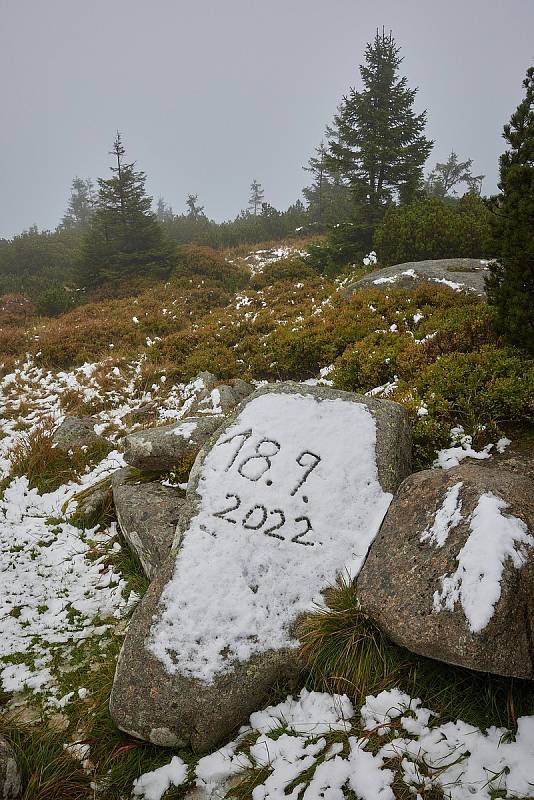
[303,141,354,223]
[487,66,534,352]
[80,133,174,286]
[186,194,205,220]
[426,152,484,198]
[61,177,96,228]
[248,180,265,215]
[327,30,432,207]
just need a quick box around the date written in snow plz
[206,428,324,546]
[212,493,318,546]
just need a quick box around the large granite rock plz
[345,258,491,298]
[358,462,534,679]
[0,736,21,799]
[110,382,411,751]
[123,417,223,473]
[52,415,108,453]
[112,469,186,579]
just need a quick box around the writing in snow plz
[148,392,392,683]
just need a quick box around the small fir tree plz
[61,177,96,228]
[248,180,265,215]
[80,133,174,286]
[487,66,534,352]
[426,152,484,198]
[186,194,205,220]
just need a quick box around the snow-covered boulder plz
[358,463,534,679]
[110,383,411,751]
[112,469,186,579]
[0,735,21,799]
[345,258,491,298]
[123,417,223,473]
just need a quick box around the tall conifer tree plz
[327,30,432,207]
[80,133,173,286]
[487,67,534,351]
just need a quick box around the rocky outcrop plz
[345,258,491,298]
[110,382,411,751]
[123,417,223,474]
[0,736,21,799]
[358,462,534,679]
[112,469,186,579]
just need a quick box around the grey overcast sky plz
[1,0,533,238]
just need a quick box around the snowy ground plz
[132,687,534,800]
[0,253,531,797]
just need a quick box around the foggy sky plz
[1,0,533,238]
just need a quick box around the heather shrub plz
[173,245,249,292]
[250,257,317,289]
[374,195,492,266]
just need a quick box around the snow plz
[373,274,398,285]
[149,392,392,683]
[134,686,534,800]
[420,482,463,547]
[166,420,198,440]
[132,755,188,799]
[0,452,129,699]
[362,251,377,267]
[433,492,534,633]
[496,436,511,453]
[431,277,464,291]
[249,688,354,735]
[434,426,493,469]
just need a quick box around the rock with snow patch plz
[0,736,21,799]
[52,415,108,453]
[345,258,491,298]
[112,469,186,579]
[358,463,534,679]
[122,416,223,473]
[194,378,254,416]
[110,382,411,751]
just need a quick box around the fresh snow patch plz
[250,688,354,735]
[433,492,534,633]
[132,755,187,799]
[373,274,398,285]
[420,482,463,548]
[431,277,464,291]
[166,420,198,440]
[149,393,392,683]
[434,426,493,469]
[362,250,377,267]
[496,437,511,453]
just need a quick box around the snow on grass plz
[132,756,188,800]
[434,426,494,469]
[149,392,392,683]
[433,492,534,633]
[133,687,534,800]
[0,451,129,700]
[239,246,309,276]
